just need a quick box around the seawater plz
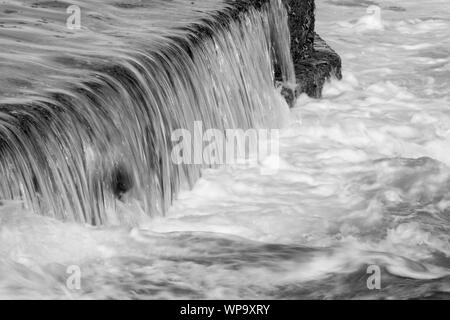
[1,0,450,299]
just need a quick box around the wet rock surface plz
[280,0,342,103]
[294,32,342,99]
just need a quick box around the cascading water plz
[0,0,294,225]
[1,0,449,300]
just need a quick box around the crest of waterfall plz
[0,0,294,225]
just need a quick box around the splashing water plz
[1,0,450,299]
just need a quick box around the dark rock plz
[111,164,134,200]
[294,33,342,99]
[278,82,301,108]
[282,0,316,63]
[278,0,342,104]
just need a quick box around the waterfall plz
[0,0,295,225]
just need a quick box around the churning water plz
[1,0,450,299]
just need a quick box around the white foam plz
[337,5,385,32]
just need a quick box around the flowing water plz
[1,0,450,299]
[0,0,294,224]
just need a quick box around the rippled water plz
[1,0,450,299]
